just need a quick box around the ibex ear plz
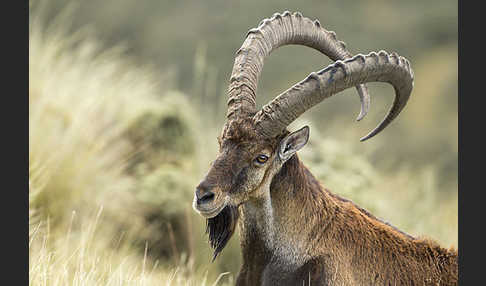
[278,126,310,162]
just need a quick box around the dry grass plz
[29,2,457,285]
[29,4,232,284]
[29,206,233,286]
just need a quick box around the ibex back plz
[192,11,458,286]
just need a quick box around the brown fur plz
[195,123,458,286]
[236,155,457,285]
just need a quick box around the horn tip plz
[359,135,371,142]
[359,129,379,142]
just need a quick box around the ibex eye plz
[255,155,268,164]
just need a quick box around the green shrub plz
[124,92,197,174]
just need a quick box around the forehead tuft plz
[221,119,259,142]
[219,118,288,151]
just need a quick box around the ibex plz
[193,11,458,285]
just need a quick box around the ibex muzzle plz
[193,11,457,286]
[194,181,215,205]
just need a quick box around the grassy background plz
[29,0,457,284]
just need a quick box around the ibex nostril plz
[198,192,215,204]
[195,188,215,204]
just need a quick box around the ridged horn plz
[226,11,370,121]
[252,51,414,141]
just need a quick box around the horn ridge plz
[226,12,370,121]
[252,51,414,141]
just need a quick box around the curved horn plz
[252,51,414,141]
[226,11,370,121]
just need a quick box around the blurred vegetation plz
[29,0,457,284]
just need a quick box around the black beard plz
[206,205,239,261]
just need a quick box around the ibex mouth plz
[193,196,228,219]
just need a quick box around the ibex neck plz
[237,155,458,285]
[238,155,337,267]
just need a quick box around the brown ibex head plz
[192,11,414,260]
